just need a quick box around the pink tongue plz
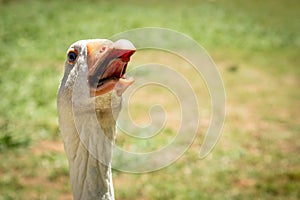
[115,77,134,96]
[101,59,123,79]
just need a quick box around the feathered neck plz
[58,86,121,200]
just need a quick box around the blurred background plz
[0,0,299,199]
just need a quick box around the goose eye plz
[68,51,78,64]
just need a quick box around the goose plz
[57,38,135,200]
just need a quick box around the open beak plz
[87,39,136,97]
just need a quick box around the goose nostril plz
[100,46,106,53]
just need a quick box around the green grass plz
[0,0,299,199]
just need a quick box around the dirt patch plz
[31,140,64,156]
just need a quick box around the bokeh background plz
[0,0,299,199]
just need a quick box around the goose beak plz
[87,39,135,97]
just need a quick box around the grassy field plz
[0,0,299,199]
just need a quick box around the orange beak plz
[87,40,135,97]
